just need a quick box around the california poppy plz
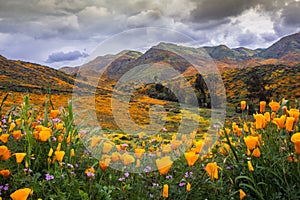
[0,146,11,161]
[184,151,199,167]
[291,132,300,154]
[111,152,120,162]
[0,169,11,178]
[273,115,286,129]
[241,101,247,111]
[253,114,265,129]
[99,158,111,171]
[12,130,21,140]
[244,136,259,151]
[259,101,266,113]
[193,140,204,153]
[252,148,261,158]
[205,162,218,179]
[50,110,59,118]
[10,188,32,200]
[289,108,299,122]
[269,101,280,112]
[0,134,9,143]
[247,160,254,171]
[135,148,145,159]
[162,184,168,198]
[54,151,65,162]
[103,142,113,154]
[156,156,173,175]
[186,182,191,192]
[122,154,135,166]
[240,189,246,200]
[39,130,51,142]
[15,153,26,164]
[286,117,295,132]
[9,123,16,132]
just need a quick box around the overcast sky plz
[0,0,299,68]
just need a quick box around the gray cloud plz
[189,0,259,22]
[46,50,88,63]
[0,0,299,67]
[281,1,300,26]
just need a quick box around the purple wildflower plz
[166,175,173,179]
[179,182,186,187]
[185,172,189,178]
[118,177,125,181]
[45,174,54,181]
[152,183,159,187]
[143,166,152,173]
[150,194,154,198]
[4,184,8,191]
[124,172,129,178]
[87,172,94,177]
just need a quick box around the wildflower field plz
[0,93,300,200]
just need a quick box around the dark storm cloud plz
[281,1,300,26]
[189,0,259,22]
[46,50,88,63]
[0,0,299,67]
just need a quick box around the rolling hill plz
[0,31,299,110]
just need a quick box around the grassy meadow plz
[0,91,299,199]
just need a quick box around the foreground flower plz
[135,148,145,159]
[186,182,191,192]
[39,130,52,142]
[50,110,59,118]
[12,130,21,140]
[163,184,168,198]
[0,133,9,143]
[85,167,95,178]
[99,158,111,171]
[247,160,254,171]
[259,101,266,113]
[291,132,300,154]
[0,169,11,178]
[10,188,32,200]
[205,162,218,179]
[286,117,295,132]
[184,151,199,167]
[273,115,286,129]
[0,145,11,161]
[244,136,259,151]
[289,108,299,122]
[45,173,54,181]
[241,101,246,111]
[156,156,173,175]
[240,189,246,200]
[252,148,261,158]
[15,153,26,164]
[193,140,204,153]
[55,151,65,162]
[253,114,266,129]
[122,154,135,165]
[269,101,280,112]
[103,142,113,154]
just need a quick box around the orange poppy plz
[156,156,173,175]
[10,188,32,200]
[205,162,218,179]
[259,101,266,113]
[269,101,280,112]
[184,151,199,167]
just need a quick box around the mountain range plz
[0,32,299,106]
